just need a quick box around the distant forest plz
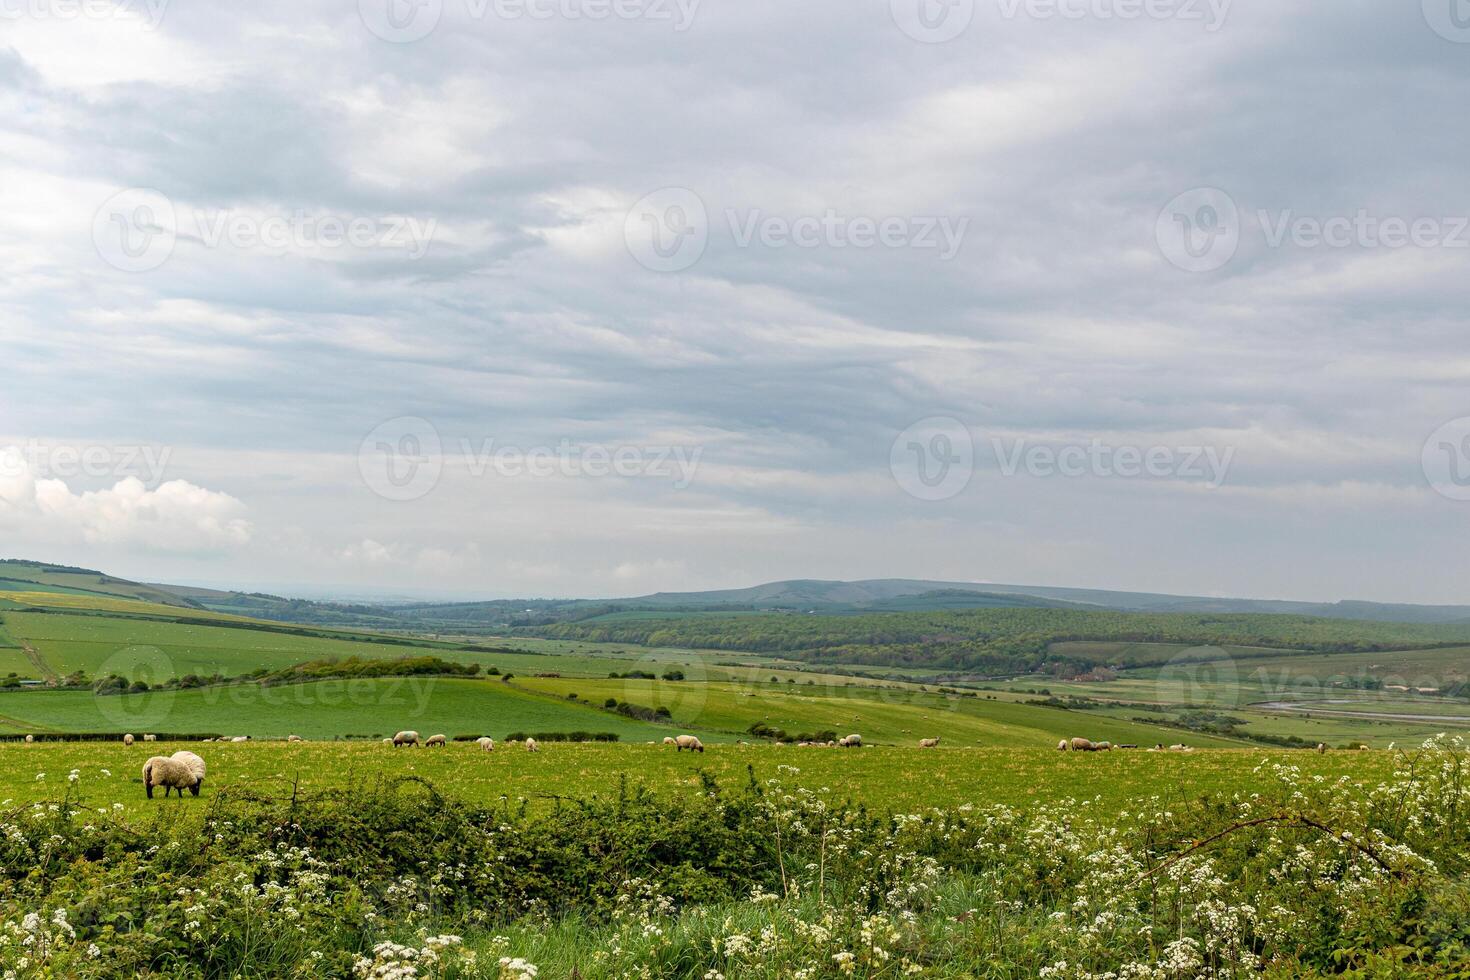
[525,608,1470,674]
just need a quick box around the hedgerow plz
[0,738,1466,977]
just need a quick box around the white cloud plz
[0,448,250,554]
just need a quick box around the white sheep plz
[674,734,704,753]
[919,737,940,748]
[230,736,250,743]
[425,734,447,747]
[382,737,394,745]
[662,737,676,745]
[142,752,205,798]
[1057,739,1070,751]
[1316,742,1326,754]
[393,730,420,747]
[123,733,135,746]
[287,735,303,743]
[24,735,33,744]
[476,736,494,753]
[525,737,540,752]
[1069,737,1098,752]
[839,734,862,748]
[143,734,156,742]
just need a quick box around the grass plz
[0,677,695,741]
[0,741,1399,816]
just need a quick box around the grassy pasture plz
[0,677,697,742]
[0,741,1399,816]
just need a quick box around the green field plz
[0,741,1399,815]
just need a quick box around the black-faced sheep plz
[674,734,704,753]
[425,734,447,747]
[143,751,206,799]
[839,734,862,748]
[393,730,420,747]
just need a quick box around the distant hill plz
[627,579,1470,624]
[9,559,1470,630]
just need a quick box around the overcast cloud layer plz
[1,0,1468,602]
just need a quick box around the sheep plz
[1069,737,1097,752]
[476,736,494,753]
[1095,741,1113,752]
[142,752,205,798]
[1057,739,1071,751]
[425,734,447,747]
[230,736,250,743]
[525,737,540,752]
[24,735,33,744]
[674,734,704,753]
[382,738,394,745]
[123,733,135,746]
[393,731,420,748]
[287,735,303,743]
[839,734,862,748]
[143,734,156,742]
[662,737,676,745]
[171,750,206,785]
[1316,742,1326,754]
[919,737,940,748]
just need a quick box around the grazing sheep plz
[919,738,940,748]
[1095,741,1113,752]
[674,734,704,753]
[425,734,447,747]
[24,735,33,744]
[287,735,303,743]
[142,753,205,798]
[123,734,135,746]
[662,737,676,745]
[476,736,494,753]
[393,730,420,748]
[230,736,250,743]
[1057,739,1071,751]
[525,737,540,752]
[170,750,206,786]
[839,734,862,748]
[382,738,394,745]
[1316,742,1326,754]
[1069,737,1097,752]
[143,734,157,742]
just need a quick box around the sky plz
[1,0,1469,603]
